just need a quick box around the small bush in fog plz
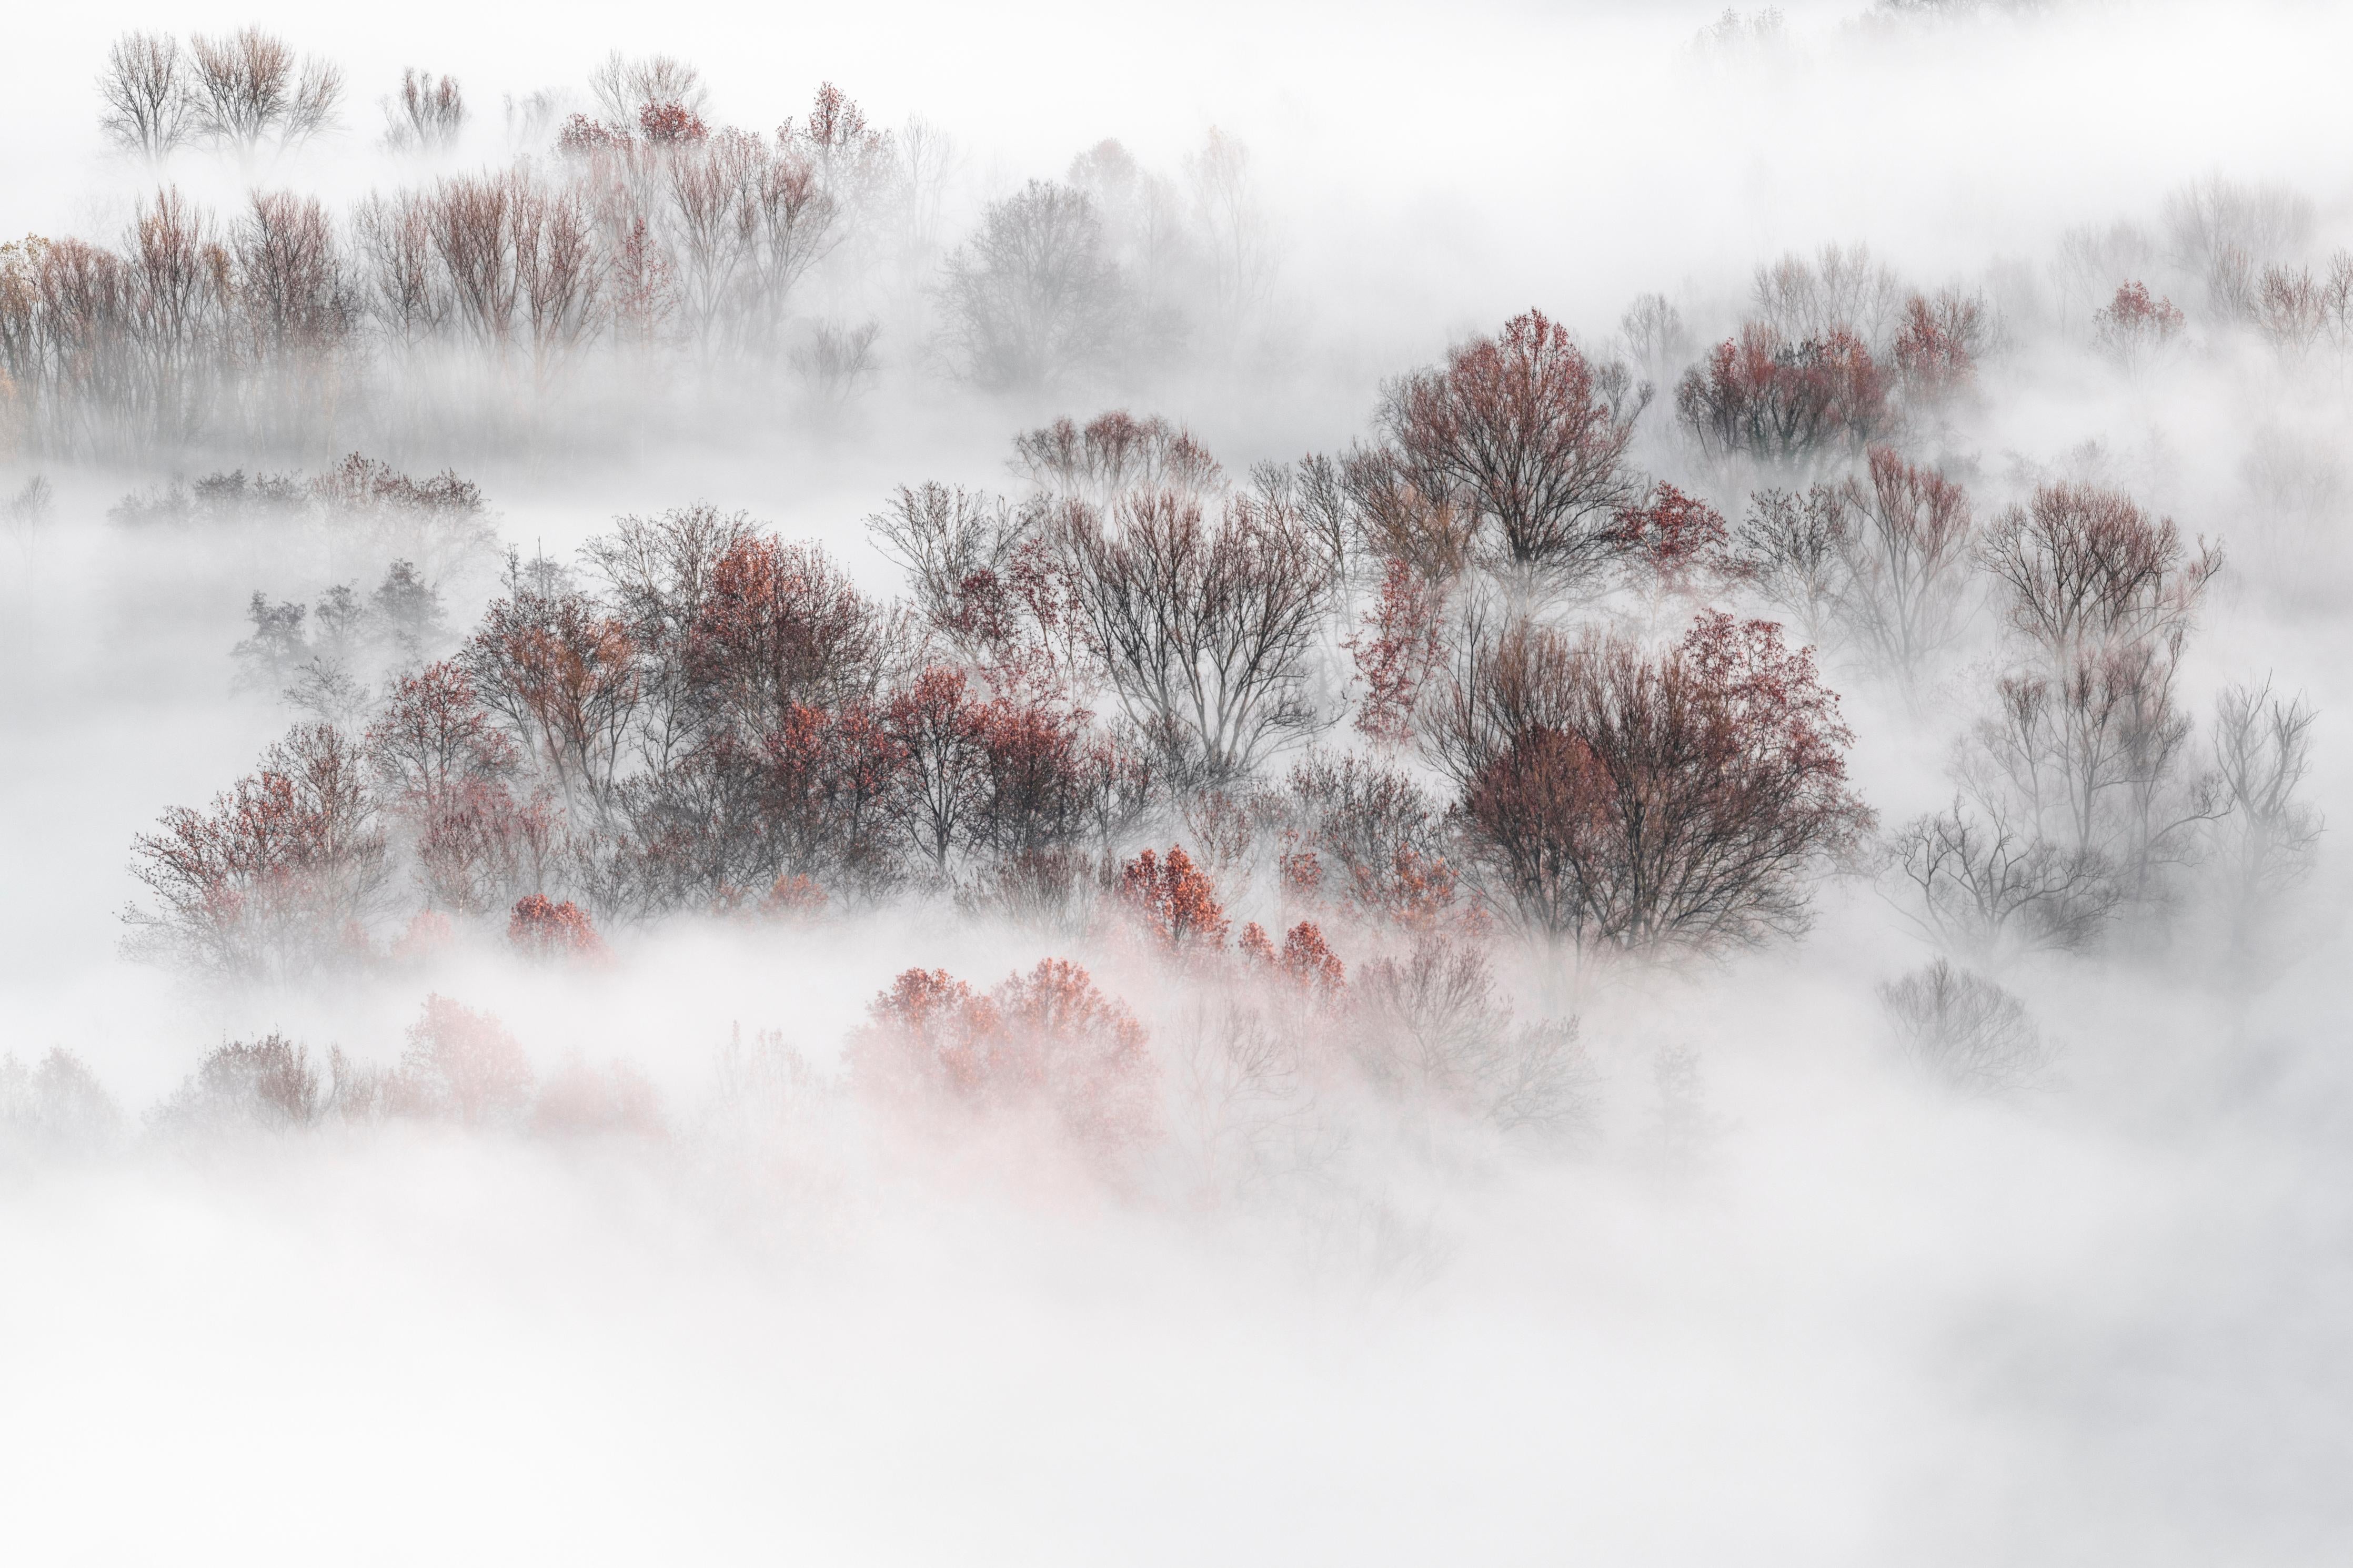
[390,995,534,1125]
[1879,958,2052,1097]
[0,1049,122,1153]
[853,958,1159,1162]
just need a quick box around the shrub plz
[507,894,605,960]
[390,995,534,1124]
[1879,959,2051,1097]
[853,958,1158,1160]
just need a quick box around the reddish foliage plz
[1346,557,1447,748]
[1438,613,1869,949]
[368,661,516,805]
[125,723,388,979]
[391,908,454,960]
[463,584,641,810]
[636,101,709,145]
[756,700,907,880]
[759,873,827,918]
[1982,482,2218,655]
[2094,281,2185,360]
[532,1056,665,1137]
[1277,839,1324,902]
[854,958,1157,1158]
[1117,846,1231,953]
[392,995,534,1125]
[1606,482,1731,595]
[1278,754,1464,935]
[556,113,625,156]
[1014,410,1225,500]
[1892,292,1980,403]
[1675,323,1889,463]
[507,894,606,960]
[1242,919,1346,994]
[1386,308,1645,574]
[683,535,883,737]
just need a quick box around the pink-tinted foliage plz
[532,1055,665,1137]
[391,908,454,961]
[391,994,534,1125]
[1115,846,1230,953]
[1675,322,1890,464]
[1605,482,1732,596]
[125,722,389,979]
[853,958,1158,1159]
[637,101,709,145]
[2094,281,2186,363]
[1385,308,1646,575]
[1892,291,1982,404]
[1436,612,1870,949]
[1345,557,1447,749]
[1241,919,1347,995]
[507,893,606,960]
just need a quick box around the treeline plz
[2,37,1276,457]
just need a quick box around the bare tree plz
[2207,680,2322,965]
[588,53,707,129]
[1879,959,2052,1097]
[1054,491,1333,782]
[384,68,465,153]
[1979,482,2219,658]
[1015,410,1224,503]
[234,191,351,360]
[1834,445,1978,683]
[1887,800,2119,958]
[939,180,1125,390]
[353,190,450,349]
[98,32,191,158]
[187,29,341,154]
[1735,482,1854,647]
[1350,937,1591,1131]
[1752,243,1905,350]
[1619,292,1693,390]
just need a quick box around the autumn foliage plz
[1116,846,1231,953]
[507,894,606,960]
[853,958,1158,1159]
[1676,323,1889,464]
[1435,612,1870,949]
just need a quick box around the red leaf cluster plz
[854,958,1158,1156]
[1116,846,1230,953]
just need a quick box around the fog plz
[4,2,2351,1562]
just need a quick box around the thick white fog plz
[4,2,2351,1563]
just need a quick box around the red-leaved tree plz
[1383,308,1646,581]
[1433,613,1870,949]
[1116,845,1231,953]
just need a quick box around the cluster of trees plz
[11,40,1276,456]
[97,28,343,159]
[126,315,1896,990]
